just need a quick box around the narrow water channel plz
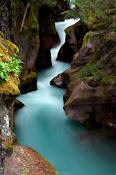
[14,19,116,175]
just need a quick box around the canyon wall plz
[51,12,116,135]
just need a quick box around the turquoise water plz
[14,20,116,175]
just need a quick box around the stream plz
[14,19,116,175]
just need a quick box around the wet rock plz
[5,146,58,175]
[57,21,88,62]
[50,73,66,88]
[14,100,24,112]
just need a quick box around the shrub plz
[0,51,22,83]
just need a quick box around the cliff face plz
[0,32,19,173]
[13,0,69,94]
[51,15,116,134]
[0,0,69,94]
[13,0,40,93]
[0,31,58,175]
[0,0,14,42]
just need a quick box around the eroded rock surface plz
[5,146,58,175]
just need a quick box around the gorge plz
[0,0,116,174]
[14,20,116,175]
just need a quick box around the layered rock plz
[51,20,116,134]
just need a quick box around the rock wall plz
[0,32,58,175]
[35,5,60,71]
[0,33,19,174]
[0,0,69,94]
[51,18,116,135]
[13,0,69,93]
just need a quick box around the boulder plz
[57,21,88,62]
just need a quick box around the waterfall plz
[70,0,76,9]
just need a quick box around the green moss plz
[26,2,40,30]
[23,71,37,83]
[105,32,116,40]
[82,32,91,47]
[4,141,13,149]
[107,8,116,15]
[0,31,4,38]
[87,11,97,30]
[0,74,20,95]
[91,22,107,31]
[0,33,20,95]
[13,0,41,32]
[65,26,73,36]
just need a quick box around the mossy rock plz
[23,71,37,84]
[14,0,41,32]
[0,35,17,62]
[26,2,41,31]
[0,74,20,95]
[82,32,91,47]
[0,33,20,95]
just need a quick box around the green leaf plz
[0,53,3,57]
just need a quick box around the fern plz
[0,52,22,82]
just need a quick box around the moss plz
[5,40,18,57]
[4,141,13,149]
[0,74,20,95]
[82,32,91,47]
[26,2,40,31]
[65,26,73,36]
[91,22,107,31]
[0,33,20,95]
[0,31,4,38]
[0,35,17,62]
[105,32,116,40]
[107,8,116,15]
[13,0,41,32]
[23,71,37,83]
[87,10,97,30]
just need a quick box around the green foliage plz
[63,0,116,32]
[75,62,116,83]
[0,51,22,83]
